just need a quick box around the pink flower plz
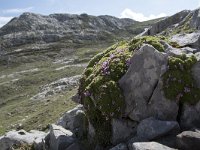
[126,58,131,67]
[184,87,191,93]
[84,91,91,97]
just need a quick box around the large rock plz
[170,31,200,50]
[137,117,180,140]
[179,102,200,130]
[0,130,46,150]
[176,131,200,150]
[119,44,178,121]
[57,105,87,139]
[111,119,136,145]
[130,142,177,150]
[48,124,75,150]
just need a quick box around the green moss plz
[169,41,182,48]
[79,41,133,146]
[163,55,200,104]
[129,36,165,52]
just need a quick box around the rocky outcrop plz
[176,130,200,150]
[137,118,180,140]
[119,44,178,122]
[147,10,190,35]
[31,75,81,100]
[46,124,76,150]
[0,130,46,150]
[191,8,200,29]
[141,8,200,37]
[179,101,200,130]
[57,104,88,139]
[77,33,200,149]
[111,119,136,145]
[170,31,200,50]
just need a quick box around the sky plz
[0,0,199,27]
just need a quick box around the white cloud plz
[3,7,33,14]
[0,16,13,27]
[120,8,167,22]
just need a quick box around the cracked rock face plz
[191,8,200,29]
[145,10,191,36]
[119,44,178,121]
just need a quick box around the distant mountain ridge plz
[0,12,138,49]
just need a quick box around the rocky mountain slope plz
[0,12,160,66]
[2,8,200,150]
[0,12,159,136]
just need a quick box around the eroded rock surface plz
[0,130,46,150]
[119,44,178,121]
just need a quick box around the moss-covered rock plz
[78,35,188,146]
[79,41,132,146]
[162,54,200,104]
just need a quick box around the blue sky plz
[0,0,199,27]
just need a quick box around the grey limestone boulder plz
[57,105,88,139]
[119,44,178,122]
[0,130,46,150]
[170,31,200,50]
[48,124,75,150]
[111,119,136,145]
[179,101,200,130]
[137,118,180,140]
